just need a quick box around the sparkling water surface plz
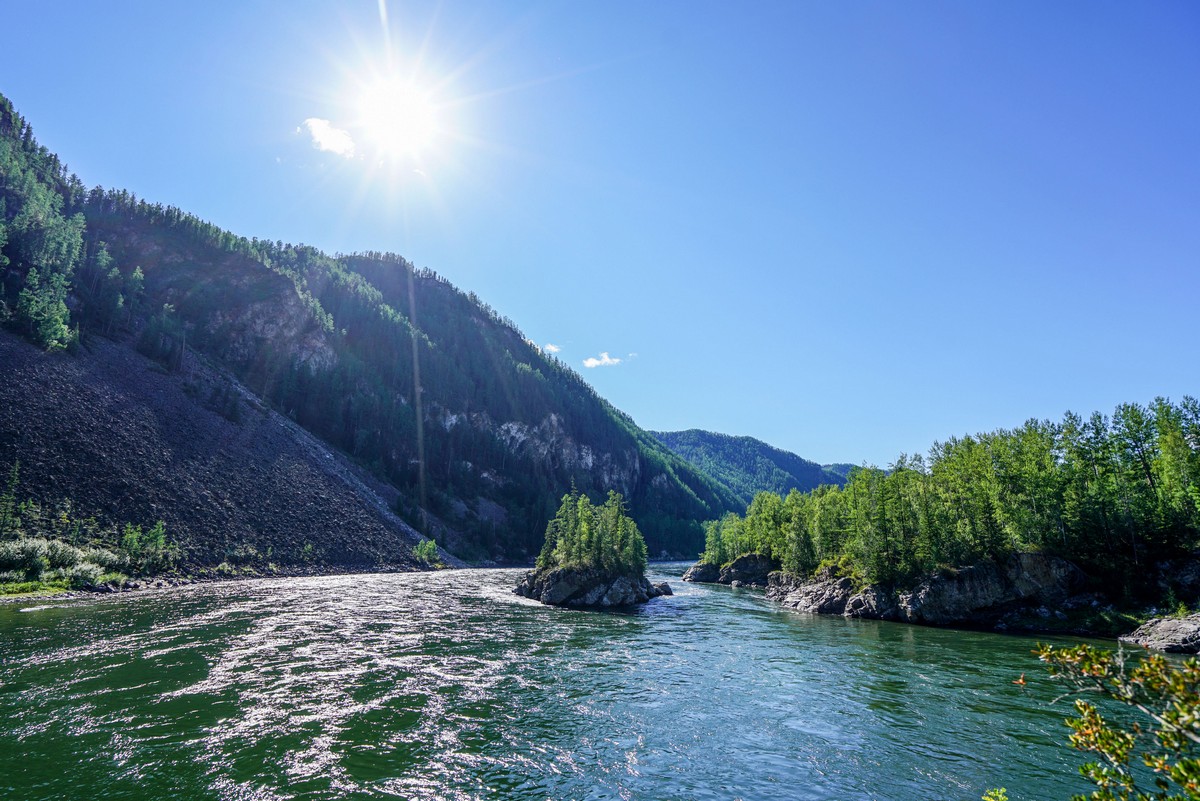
[0,563,1099,800]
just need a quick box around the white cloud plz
[544,343,561,354]
[301,118,355,158]
[583,351,621,368]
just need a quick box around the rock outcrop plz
[898,553,1085,625]
[719,554,778,586]
[765,553,1085,627]
[681,562,720,583]
[513,567,670,608]
[1121,615,1200,653]
[681,554,778,587]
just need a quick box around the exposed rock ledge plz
[762,552,1086,627]
[514,566,671,608]
[681,553,778,587]
[1120,615,1200,653]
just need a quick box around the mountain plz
[822,463,856,483]
[0,92,740,565]
[651,429,846,506]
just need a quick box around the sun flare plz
[355,78,440,161]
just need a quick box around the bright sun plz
[355,78,440,161]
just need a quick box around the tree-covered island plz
[514,489,671,607]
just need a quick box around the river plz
[0,563,1102,800]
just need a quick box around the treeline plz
[0,92,737,561]
[702,398,1200,596]
[537,490,649,577]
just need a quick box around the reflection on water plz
[0,564,1096,800]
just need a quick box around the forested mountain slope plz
[652,429,845,506]
[0,92,739,563]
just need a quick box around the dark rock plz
[763,552,1085,627]
[681,561,720,583]
[1121,615,1200,653]
[898,553,1086,625]
[717,553,778,587]
[1157,555,1200,603]
[654,582,673,596]
[513,566,669,608]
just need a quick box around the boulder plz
[681,561,720,583]
[1121,615,1200,653]
[717,554,779,587]
[513,566,670,608]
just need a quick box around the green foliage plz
[701,399,1200,593]
[121,521,176,575]
[654,429,846,505]
[537,490,648,576]
[0,461,170,590]
[413,538,441,566]
[1036,643,1200,801]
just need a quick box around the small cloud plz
[544,343,561,354]
[626,352,638,359]
[583,351,621,368]
[301,118,355,158]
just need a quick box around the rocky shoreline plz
[682,553,1200,653]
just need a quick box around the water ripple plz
[0,565,1099,800]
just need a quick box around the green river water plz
[0,563,1107,800]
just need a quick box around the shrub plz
[413,539,441,566]
[44,539,84,569]
[81,547,128,572]
[67,562,104,589]
[0,538,51,579]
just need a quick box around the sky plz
[3,1,1197,466]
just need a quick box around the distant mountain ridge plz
[651,429,847,505]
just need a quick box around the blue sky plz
[4,1,1197,465]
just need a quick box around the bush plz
[44,539,84,569]
[121,521,177,575]
[413,539,441,566]
[67,562,104,589]
[81,546,128,572]
[0,538,51,579]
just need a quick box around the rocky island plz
[514,490,671,608]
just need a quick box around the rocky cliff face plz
[763,553,1086,627]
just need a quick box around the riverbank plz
[0,560,438,604]
[682,553,1188,646]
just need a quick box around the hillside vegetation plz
[0,92,739,563]
[702,399,1200,601]
[653,429,846,506]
